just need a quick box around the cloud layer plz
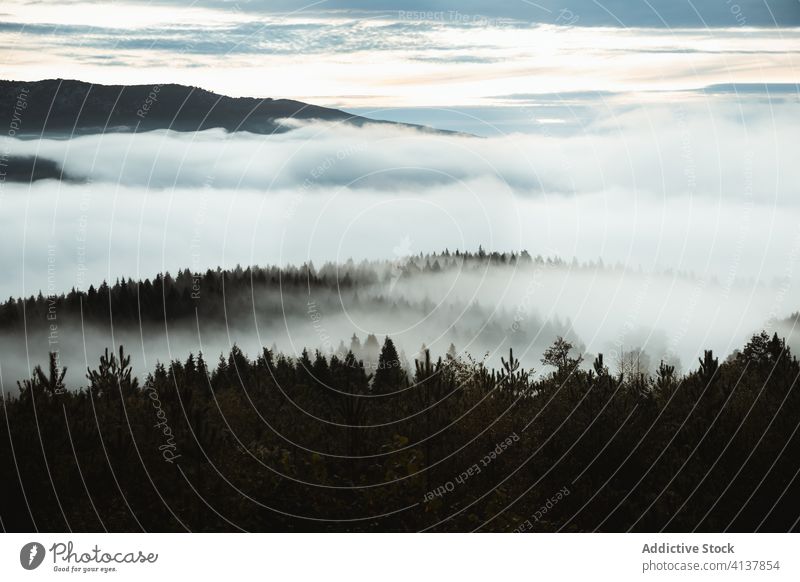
[1,99,797,297]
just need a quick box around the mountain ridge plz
[0,78,442,135]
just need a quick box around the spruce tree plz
[372,337,406,394]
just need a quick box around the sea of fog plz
[0,102,797,387]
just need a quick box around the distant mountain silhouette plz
[0,79,426,135]
[0,156,70,182]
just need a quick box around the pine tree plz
[373,337,406,394]
[17,352,67,402]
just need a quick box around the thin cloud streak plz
[0,6,797,107]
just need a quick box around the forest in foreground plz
[1,327,799,532]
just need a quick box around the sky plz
[0,0,797,122]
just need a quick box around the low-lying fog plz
[1,257,796,389]
[0,102,797,388]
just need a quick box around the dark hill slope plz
[0,79,398,135]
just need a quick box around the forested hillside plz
[1,329,798,532]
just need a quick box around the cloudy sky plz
[1,0,797,123]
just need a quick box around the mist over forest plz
[2,98,797,396]
[2,249,797,391]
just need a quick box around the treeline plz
[0,248,530,328]
[0,247,714,331]
[1,331,798,532]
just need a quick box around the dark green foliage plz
[541,336,583,378]
[86,346,139,399]
[0,250,537,331]
[0,331,798,533]
[372,337,406,394]
[17,352,67,401]
[698,349,719,385]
